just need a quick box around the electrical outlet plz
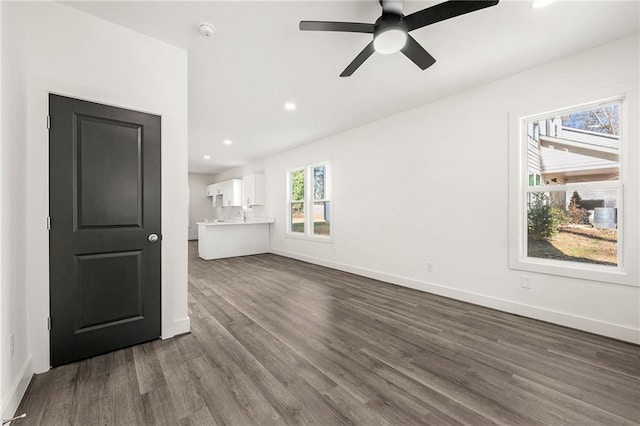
[427,262,433,272]
[521,276,532,289]
[10,333,14,357]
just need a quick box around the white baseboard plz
[270,249,640,344]
[1,356,34,422]
[162,316,191,340]
[173,316,191,336]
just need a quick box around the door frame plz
[27,88,189,373]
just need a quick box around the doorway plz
[49,94,162,367]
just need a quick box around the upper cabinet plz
[206,183,221,197]
[222,179,242,207]
[243,173,265,206]
[207,175,263,208]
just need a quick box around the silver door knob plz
[148,233,159,243]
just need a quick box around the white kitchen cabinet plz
[206,179,241,207]
[205,183,220,197]
[197,219,274,260]
[222,179,242,207]
[242,173,265,206]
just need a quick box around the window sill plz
[509,256,636,287]
[285,232,333,244]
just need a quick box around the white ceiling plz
[64,1,639,174]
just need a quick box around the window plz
[287,163,331,239]
[509,95,634,284]
[289,168,305,234]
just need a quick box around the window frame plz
[286,162,332,242]
[508,90,637,286]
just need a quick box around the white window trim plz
[286,162,333,242]
[508,85,638,287]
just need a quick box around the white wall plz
[1,2,30,418]
[0,1,3,414]
[1,2,189,418]
[218,35,640,344]
[188,173,216,239]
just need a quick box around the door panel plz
[49,94,161,367]
[77,115,143,229]
[75,251,143,332]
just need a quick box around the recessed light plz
[203,155,211,160]
[284,102,297,111]
[531,0,554,8]
[223,139,232,145]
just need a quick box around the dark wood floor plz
[14,242,640,425]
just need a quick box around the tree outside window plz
[289,169,305,233]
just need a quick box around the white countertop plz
[197,218,274,226]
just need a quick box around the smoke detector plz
[199,22,215,37]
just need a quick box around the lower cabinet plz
[198,222,271,260]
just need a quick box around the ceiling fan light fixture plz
[373,27,407,54]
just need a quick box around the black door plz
[49,94,161,367]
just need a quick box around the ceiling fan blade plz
[401,35,436,70]
[299,21,375,33]
[404,1,499,32]
[340,41,375,77]
[380,0,404,15]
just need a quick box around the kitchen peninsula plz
[197,218,274,260]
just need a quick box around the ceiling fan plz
[299,0,499,77]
